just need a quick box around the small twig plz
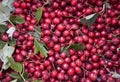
[34,29,42,35]
[81,66,88,72]
[52,63,55,70]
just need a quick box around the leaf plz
[10,73,21,79]
[10,15,16,23]
[68,43,85,51]
[111,72,120,78]
[7,57,23,73]
[2,0,15,11]
[35,7,43,22]
[14,16,25,24]
[7,57,16,69]
[9,39,16,46]
[15,63,23,73]
[61,46,70,56]
[33,80,42,82]
[0,40,6,49]
[61,43,85,56]
[81,13,98,27]
[6,26,16,39]
[0,24,8,33]
[23,72,28,79]
[0,44,15,70]
[0,3,11,24]
[11,79,18,82]
[10,15,25,24]
[34,38,48,57]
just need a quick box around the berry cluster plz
[0,0,120,82]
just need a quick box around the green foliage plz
[0,40,6,49]
[9,39,16,46]
[7,57,23,73]
[81,13,98,27]
[68,44,85,51]
[34,38,48,57]
[10,73,21,79]
[0,24,8,34]
[10,15,25,24]
[61,43,85,56]
[35,7,43,22]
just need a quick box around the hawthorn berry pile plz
[0,0,120,82]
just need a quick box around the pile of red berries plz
[0,0,120,82]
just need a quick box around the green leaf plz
[15,63,23,73]
[7,57,23,73]
[81,13,98,27]
[68,43,85,51]
[0,40,6,49]
[0,3,11,24]
[10,73,21,79]
[61,46,70,56]
[34,38,48,57]
[33,80,43,82]
[9,39,16,46]
[0,24,8,33]
[14,16,25,24]
[0,44,15,70]
[10,15,25,24]
[61,43,85,56]
[35,7,43,22]
[10,15,16,23]
[7,57,16,69]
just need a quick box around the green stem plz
[19,72,25,82]
[7,19,16,27]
